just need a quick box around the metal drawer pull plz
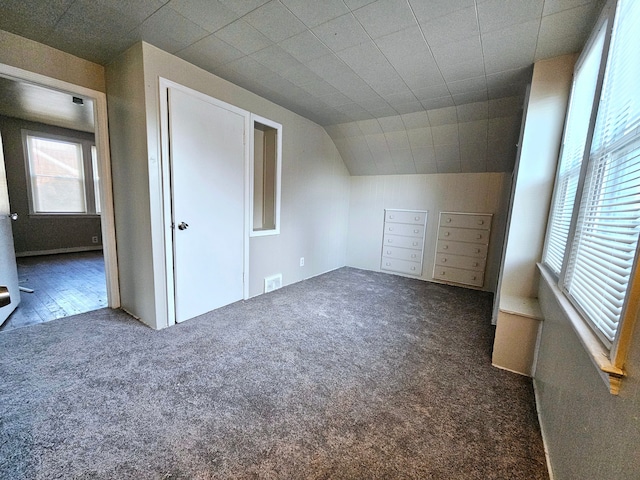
[446,218,451,222]
[444,232,449,236]
[477,220,484,225]
[476,234,482,239]
[442,258,447,262]
[443,245,448,249]
[414,216,420,221]
[411,254,416,258]
[411,266,416,270]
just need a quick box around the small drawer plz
[440,212,492,230]
[383,234,423,249]
[435,253,485,271]
[385,223,425,238]
[381,257,422,276]
[436,240,487,258]
[385,210,427,225]
[382,246,422,262]
[432,265,484,287]
[438,227,489,244]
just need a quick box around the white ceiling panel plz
[168,0,237,32]
[408,0,475,24]
[244,0,307,43]
[177,35,245,70]
[280,0,349,27]
[477,0,544,33]
[214,19,272,54]
[312,13,370,52]
[0,0,605,173]
[352,0,417,39]
[419,7,480,47]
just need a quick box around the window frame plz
[22,129,100,217]
[540,0,639,394]
[249,113,282,237]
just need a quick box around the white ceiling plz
[0,76,95,132]
[0,0,603,127]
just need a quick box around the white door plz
[168,87,246,323]
[0,132,20,325]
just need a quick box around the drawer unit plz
[439,212,491,230]
[433,266,484,287]
[382,258,423,276]
[385,210,427,225]
[438,227,489,244]
[383,234,423,249]
[381,209,427,277]
[436,240,488,258]
[433,211,492,288]
[434,253,486,271]
[384,223,425,237]
[383,246,423,262]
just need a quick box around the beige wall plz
[105,44,156,324]
[346,172,510,292]
[498,54,576,301]
[536,278,640,479]
[106,42,350,327]
[0,116,102,255]
[0,30,105,92]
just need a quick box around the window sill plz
[29,213,101,219]
[538,263,625,395]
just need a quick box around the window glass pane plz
[27,136,86,213]
[543,27,606,274]
[91,145,101,214]
[564,0,640,347]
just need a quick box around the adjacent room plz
[0,1,638,479]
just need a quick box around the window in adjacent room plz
[23,131,100,215]
[541,0,640,392]
[250,114,281,236]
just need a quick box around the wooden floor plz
[0,251,107,332]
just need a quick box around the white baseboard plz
[533,379,554,480]
[15,246,103,257]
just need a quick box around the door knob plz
[0,286,10,308]
[178,222,189,230]
[9,213,17,220]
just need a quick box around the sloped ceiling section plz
[0,0,603,127]
[325,96,523,175]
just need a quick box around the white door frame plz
[158,78,250,327]
[0,63,120,308]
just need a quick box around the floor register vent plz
[264,274,282,293]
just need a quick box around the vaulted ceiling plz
[0,0,603,128]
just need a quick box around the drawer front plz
[438,227,489,244]
[384,222,425,237]
[435,253,485,271]
[433,265,484,287]
[440,213,491,230]
[383,234,424,249]
[436,240,487,257]
[385,210,427,225]
[382,246,423,262]
[381,257,422,276]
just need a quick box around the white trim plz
[249,113,282,237]
[533,380,555,480]
[158,78,251,327]
[21,129,96,215]
[0,63,120,309]
[15,246,103,257]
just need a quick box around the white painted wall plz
[105,44,158,326]
[498,54,577,300]
[106,42,350,327]
[347,173,511,292]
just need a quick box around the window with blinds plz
[542,0,640,349]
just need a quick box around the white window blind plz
[27,135,87,213]
[543,26,606,274]
[562,0,640,347]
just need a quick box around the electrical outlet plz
[92,236,99,244]
[299,257,304,267]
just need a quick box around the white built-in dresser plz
[380,209,428,277]
[433,212,492,288]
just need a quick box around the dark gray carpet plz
[0,267,548,479]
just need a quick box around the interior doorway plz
[0,63,119,330]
